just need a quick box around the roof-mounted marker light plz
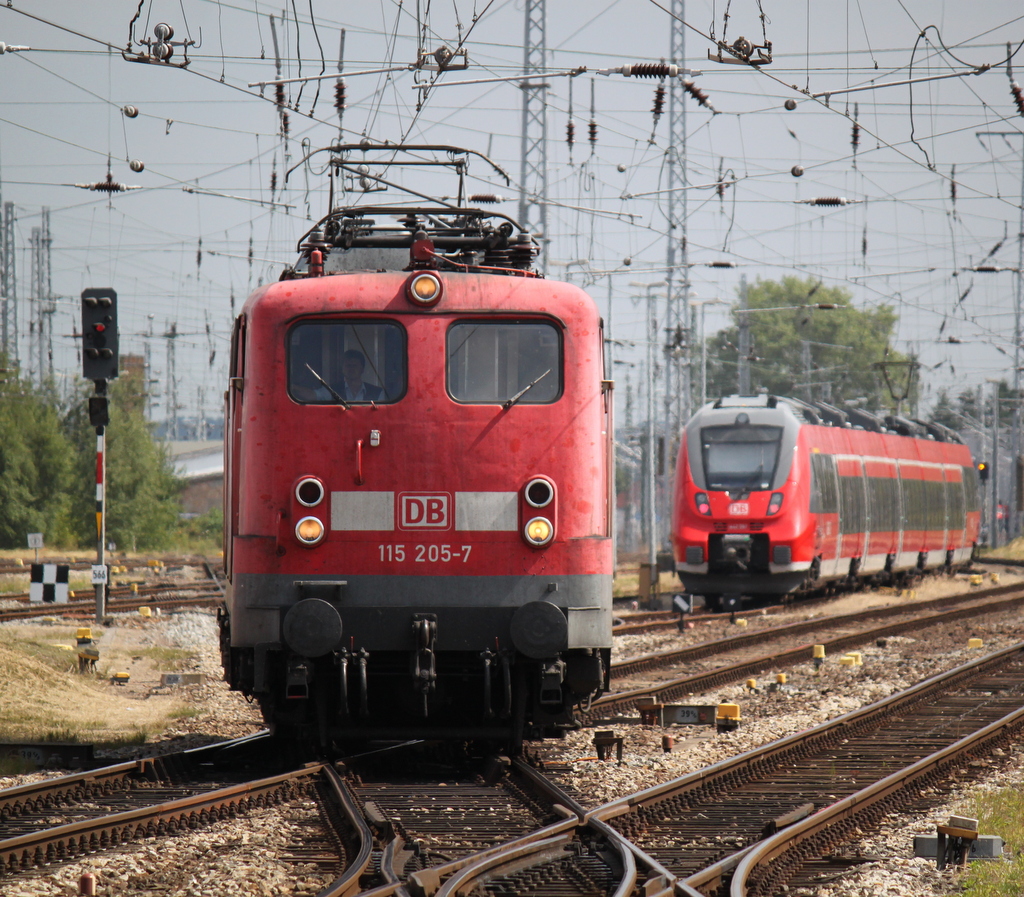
[407,272,443,306]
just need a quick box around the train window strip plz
[824,468,968,533]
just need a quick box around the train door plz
[863,460,897,575]
[810,452,841,578]
[601,319,614,541]
[894,461,921,571]
[224,314,246,580]
[944,466,966,561]
[837,457,868,573]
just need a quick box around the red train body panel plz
[220,207,613,746]
[672,395,980,609]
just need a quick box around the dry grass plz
[0,624,194,746]
[980,536,1024,561]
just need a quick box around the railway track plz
[0,574,224,623]
[324,645,1024,896]
[0,734,363,891]
[0,556,220,576]
[597,584,1024,718]
[5,634,1023,897]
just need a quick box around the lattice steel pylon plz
[665,0,691,432]
[662,0,691,547]
[29,208,55,385]
[0,200,16,367]
[518,0,548,274]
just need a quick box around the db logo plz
[728,502,749,516]
[399,493,451,529]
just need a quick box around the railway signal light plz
[977,461,989,482]
[81,288,119,382]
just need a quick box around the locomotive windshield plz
[447,321,562,404]
[701,425,783,491]
[288,321,405,403]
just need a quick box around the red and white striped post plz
[95,425,106,620]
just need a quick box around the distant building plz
[169,440,223,517]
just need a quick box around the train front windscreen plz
[700,424,782,492]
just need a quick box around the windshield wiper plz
[503,369,551,410]
[732,463,765,497]
[305,363,350,408]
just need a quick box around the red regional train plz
[672,395,981,611]
[219,199,613,748]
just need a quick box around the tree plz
[65,370,182,552]
[930,381,1020,430]
[703,276,914,410]
[0,361,75,548]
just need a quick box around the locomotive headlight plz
[524,477,554,508]
[766,492,784,516]
[524,516,554,547]
[295,516,325,546]
[296,477,325,507]
[407,272,443,306]
[694,492,712,516]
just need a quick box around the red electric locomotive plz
[219,200,613,747]
[672,395,981,611]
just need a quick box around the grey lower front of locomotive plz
[220,571,612,740]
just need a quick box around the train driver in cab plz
[340,349,382,401]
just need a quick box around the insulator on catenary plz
[281,111,290,137]
[270,170,277,195]
[651,84,666,117]
[684,80,715,111]
[851,109,860,152]
[618,63,679,78]
[950,164,957,205]
[1012,81,1024,117]
[469,194,502,204]
[801,196,850,206]
[708,260,736,267]
[589,120,598,146]
[566,119,575,147]
[334,80,347,111]
[275,83,286,108]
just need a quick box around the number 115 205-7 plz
[379,544,473,563]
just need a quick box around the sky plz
[1,0,1023,430]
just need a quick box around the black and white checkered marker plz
[29,564,69,604]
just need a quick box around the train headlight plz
[524,516,554,547]
[296,477,325,507]
[524,477,554,508]
[766,492,784,516]
[295,516,325,546]
[407,272,443,306]
[694,492,712,516]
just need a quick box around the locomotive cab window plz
[288,321,405,404]
[701,425,782,492]
[447,321,562,405]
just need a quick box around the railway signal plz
[80,287,119,622]
[978,461,990,482]
[80,288,119,382]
